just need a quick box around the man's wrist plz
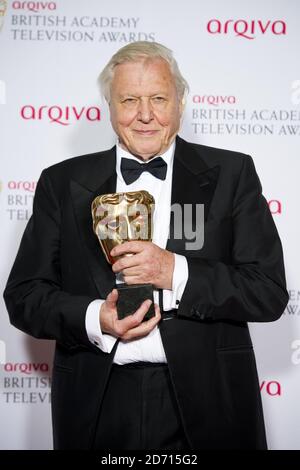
[99,301,110,335]
[169,251,175,289]
[161,250,175,290]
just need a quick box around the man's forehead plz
[111,60,175,97]
[116,56,169,69]
[113,58,173,81]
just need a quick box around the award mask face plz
[92,190,155,264]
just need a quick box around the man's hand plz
[111,241,175,290]
[100,289,161,341]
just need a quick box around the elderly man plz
[4,41,288,450]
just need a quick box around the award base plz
[116,283,155,321]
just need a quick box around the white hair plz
[98,41,189,103]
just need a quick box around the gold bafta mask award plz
[92,190,155,320]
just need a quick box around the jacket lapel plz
[70,147,117,299]
[166,136,220,254]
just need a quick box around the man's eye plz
[123,98,136,104]
[152,96,165,103]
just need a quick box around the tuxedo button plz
[190,307,197,316]
[191,307,205,320]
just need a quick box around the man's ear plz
[179,96,186,118]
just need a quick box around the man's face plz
[109,58,183,161]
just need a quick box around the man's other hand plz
[100,289,161,341]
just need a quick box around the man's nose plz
[137,99,153,123]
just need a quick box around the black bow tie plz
[121,156,167,185]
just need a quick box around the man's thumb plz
[106,288,118,308]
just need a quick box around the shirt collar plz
[116,140,176,184]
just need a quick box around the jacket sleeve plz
[3,169,98,350]
[178,155,288,323]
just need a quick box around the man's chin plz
[127,142,167,161]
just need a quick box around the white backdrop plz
[0,0,299,450]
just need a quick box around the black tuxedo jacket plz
[4,136,288,449]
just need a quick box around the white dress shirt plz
[85,140,188,364]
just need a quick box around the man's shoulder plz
[179,137,251,168]
[43,147,115,179]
